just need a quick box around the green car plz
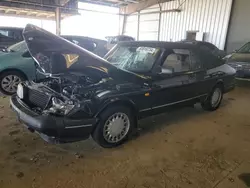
[0,37,108,95]
[0,41,35,95]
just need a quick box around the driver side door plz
[150,48,205,114]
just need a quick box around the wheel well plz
[0,69,28,80]
[215,81,224,92]
[97,100,138,126]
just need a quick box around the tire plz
[0,71,26,95]
[92,105,135,148]
[201,85,223,111]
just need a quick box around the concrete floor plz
[1,87,250,188]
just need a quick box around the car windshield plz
[238,42,250,53]
[106,46,160,72]
[7,41,27,53]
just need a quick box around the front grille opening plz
[43,129,58,137]
[23,87,51,110]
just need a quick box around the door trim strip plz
[65,124,93,129]
[139,94,208,112]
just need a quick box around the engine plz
[39,72,104,101]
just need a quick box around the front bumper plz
[10,95,98,143]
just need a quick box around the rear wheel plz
[92,105,135,148]
[201,85,223,111]
[0,71,26,95]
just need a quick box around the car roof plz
[180,40,214,46]
[61,35,107,42]
[118,41,199,49]
[0,27,23,30]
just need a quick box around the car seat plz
[163,53,183,72]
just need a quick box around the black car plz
[10,24,236,148]
[0,27,24,50]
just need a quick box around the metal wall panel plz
[124,13,138,40]
[139,4,160,40]
[123,0,233,50]
[160,0,233,49]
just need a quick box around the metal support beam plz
[57,0,70,6]
[158,4,162,41]
[55,7,61,35]
[137,11,140,40]
[120,0,174,15]
[121,14,127,35]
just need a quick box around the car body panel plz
[0,51,36,80]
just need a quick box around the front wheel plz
[92,105,135,148]
[201,85,223,111]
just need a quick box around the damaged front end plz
[11,72,113,143]
[10,24,146,143]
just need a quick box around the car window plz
[238,42,250,53]
[106,46,160,72]
[110,37,118,44]
[162,49,192,73]
[70,38,96,52]
[200,48,224,69]
[7,41,27,53]
[0,29,22,40]
[119,36,134,41]
[189,51,202,70]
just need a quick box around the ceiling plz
[0,0,176,18]
[0,0,78,19]
[79,0,142,7]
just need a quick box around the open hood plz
[23,24,146,84]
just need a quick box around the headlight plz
[47,97,75,115]
[17,84,24,99]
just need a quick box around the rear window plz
[0,29,23,40]
[238,42,250,53]
[198,48,224,69]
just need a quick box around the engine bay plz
[37,72,109,101]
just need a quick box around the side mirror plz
[155,65,162,74]
[233,49,238,53]
[22,51,31,58]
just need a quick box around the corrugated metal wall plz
[124,13,139,40]
[139,4,160,40]
[123,0,233,50]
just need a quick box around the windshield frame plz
[105,45,162,74]
[237,42,250,53]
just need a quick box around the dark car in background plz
[180,40,226,58]
[106,35,135,50]
[0,27,24,50]
[10,24,236,148]
[224,42,250,78]
[62,35,108,57]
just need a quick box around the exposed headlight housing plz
[17,84,24,99]
[47,97,75,115]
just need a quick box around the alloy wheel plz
[211,88,222,108]
[1,75,21,93]
[103,112,130,143]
